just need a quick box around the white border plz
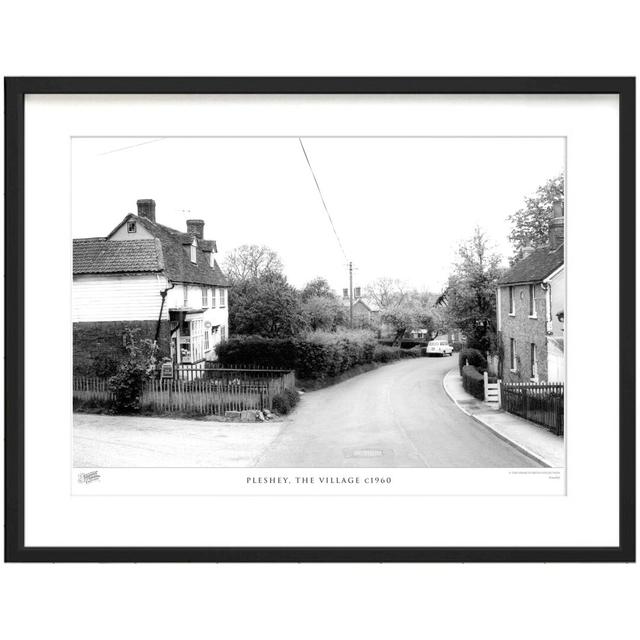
[24,94,619,547]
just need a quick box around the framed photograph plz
[5,77,635,562]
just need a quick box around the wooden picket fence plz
[73,370,296,416]
[500,381,564,436]
[73,376,113,402]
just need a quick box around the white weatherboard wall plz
[72,273,168,322]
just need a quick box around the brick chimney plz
[187,219,205,239]
[549,201,564,251]
[136,199,156,223]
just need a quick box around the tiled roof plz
[73,238,163,274]
[340,297,379,312]
[73,214,230,287]
[137,216,229,287]
[498,245,564,285]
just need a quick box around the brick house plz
[497,203,565,383]
[341,287,380,328]
[73,199,230,376]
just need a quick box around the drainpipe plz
[541,281,552,333]
[155,280,176,344]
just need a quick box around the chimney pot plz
[186,219,205,240]
[136,199,156,222]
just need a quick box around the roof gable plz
[75,214,229,286]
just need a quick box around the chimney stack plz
[136,199,156,223]
[549,201,564,251]
[186,219,205,240]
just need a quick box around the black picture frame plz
[4,77,636,563]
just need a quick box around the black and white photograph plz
[71,136,566,472]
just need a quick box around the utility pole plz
[349,261,353,328]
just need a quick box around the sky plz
[72,136,564,294]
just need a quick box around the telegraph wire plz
[298,138,349,262]
[98,138,167,156]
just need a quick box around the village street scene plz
[72,138,565,469]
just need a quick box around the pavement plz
[255,356,539,468]
[73,413,281,467]
[442,368,565,468]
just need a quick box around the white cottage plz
[73,199,230,376]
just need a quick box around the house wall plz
[109,220,154,240]
[73,273,168,322]
[73,274,231,374]
[167,283,230,360]
[73,319,171,376]
[498,282,549,382]
[549,268,565,336]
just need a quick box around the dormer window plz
[209,252,215,268]
[127,221,137,233]
[190,239,197,264]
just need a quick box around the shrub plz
[272,388,300,415]
[216,335,297,369]
[461,364,485,401]
[372,345,403,363]
[458,347,487,376]
[108,328,158,414]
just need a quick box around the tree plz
[223,244,284,283]
[301,295,346,331]
[442,227,502,352]
[365,278,408,310]
[301,277,336,302]
[508,175,564,263]
[227,272,303,338]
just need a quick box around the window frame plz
[530,342,538,380]
[510,337,517,372]
[183,285,189,308]
[126,221,136,233]
[508,286,515,316]
[190,239,197,264]
[528,284,537,317]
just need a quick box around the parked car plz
[426,340,454,356]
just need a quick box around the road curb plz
[441,369,551,468]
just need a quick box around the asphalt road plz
[256,356,539,468]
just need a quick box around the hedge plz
[217,330,410,379]
[272,388,300,415]
[461,364,485,401]
[458,347,487,376]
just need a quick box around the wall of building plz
[73,273,168,322]
[549,268,565,337]
[109,220,154,240]
[498,282,549,382]
[73,319,171,377]
[73,276,231,372]
[167,283,230,360]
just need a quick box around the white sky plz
[72,137,564,293]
